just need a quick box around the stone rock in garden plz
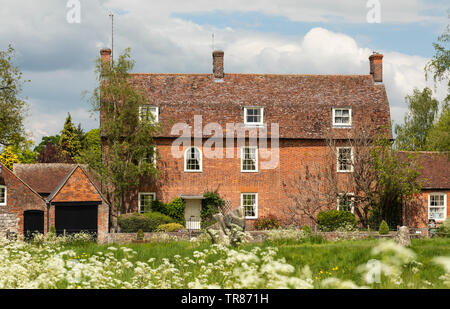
[206,208,246,246]
[395,226,411,247]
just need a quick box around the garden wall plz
[100,228,430,244]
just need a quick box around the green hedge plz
[156,223,184,232]
[118,212,175,232]
[317,210,357,232]
[150,198,186,225]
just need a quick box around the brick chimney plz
[100,48,112,64]
[369,52,383,83]
[212,50,224,80]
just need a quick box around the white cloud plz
[0,0,446,144]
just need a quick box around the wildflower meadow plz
[0,231,449,289]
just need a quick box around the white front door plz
[185,199,201,230]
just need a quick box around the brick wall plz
[117,138,354,228]
[0,165,47,235]
[406,190,450,228]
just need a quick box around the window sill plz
[244,123,265,128]
[184,170,203,173]
[337,170,353,173]
[333,125,352,129]
[241,170,259,173]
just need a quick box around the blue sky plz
[172,10,446,57]
[0,0,448,144]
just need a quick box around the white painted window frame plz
[332,108,352,127]
[428,193,447,221]
[0,185,6,206]
[241,192,258,219]
[337,193,355,213]
[184,146,203,172]
[244,107,264,126]
[138,192,156,213]
[241,146,258,173]
[337,147,354,173]
[139,105,159,122]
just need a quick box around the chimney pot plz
[369,52,383,83]
[212,50,224,80]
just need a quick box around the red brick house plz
[99,49,393,228]
[0,163,109,241]
[403,152,450,228]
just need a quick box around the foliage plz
[75,128,101,166]
[425,22,449,104]
[437,218,450,237]
[12,139,37,164]
[302,225,312,234]
[0,44,28,148]
[394,87,439,151]
[317,210,357,232]
[0,146,19,170]
[157,223,184,232]
[379,220,390,235]
[118,212,174,233]
[426,103,450,151]
[370,137,422,227]
[150,198,186,225]
[59,113,83,159]
[86,48,160,228]
[201,192,225,229]
[136,229,144,241]
[36,143,74,163]
[255,215,281,230]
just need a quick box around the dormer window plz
[139,105,159,122]
[333,108,352,127]
[0,185,6,206]
[244,107,264,126]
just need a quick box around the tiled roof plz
[399,152,450,189]
[124,73,392,139]
[13,164,78,194]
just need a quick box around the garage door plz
[55,205,98,235]
[24,210,44,239]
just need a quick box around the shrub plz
[379,220,389,235]
[157,223,184,232]
[437,218,450,237]
[137,229,144,240]
[255,215,281,230]
[302,225,312,234]
[118,212,174,232]
[150,198,185,225]
[317,210,357,232]
[201,192,225,229]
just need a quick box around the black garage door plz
[55,205,98,236]
[24,210,44,239]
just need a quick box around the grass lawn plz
[62,237,450,289]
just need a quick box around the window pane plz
[242,194,256,217]
[186,148,201,170]
[246,108,262,123]
[338,148,352,171]
[139,194,155,213]
[242,147,257,171]
[334,109,351,125]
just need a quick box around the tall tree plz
[0,44,28,148]
[394,87,439,151]
[425,23,449,104]
[59,113,82,159]
[426,103,450,151]
[88,48,160,230]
